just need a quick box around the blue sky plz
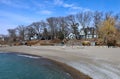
[0,0,120,35]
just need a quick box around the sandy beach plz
[0,46,120,79]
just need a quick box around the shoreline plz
[0,52,91,79]
[0,46,120,79]
[50,57,92,79]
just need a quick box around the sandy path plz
[0,46,120,79]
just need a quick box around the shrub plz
[82,41,91,46]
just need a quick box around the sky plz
[0,0,120,35]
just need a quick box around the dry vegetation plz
[24,38,62,46]
[97,17,120,47]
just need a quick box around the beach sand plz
[0,46,120,79]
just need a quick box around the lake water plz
[0,53,73,79]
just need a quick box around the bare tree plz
[17,25,26,41]
[31,21,46,39]
[105,11,113,20]
[114,13,120,31]
[93,11,103,38]
[43,27,48,40]
[114,13,120,20]
[57,17,69,39]
[8,29,17,43]
[76,11,92,39]
[26,26,36,40]
[65,15,79,36]
[47,17,58,39]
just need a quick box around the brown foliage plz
[25,39,61,46]
[50,38,61,43]
[0,41,7,45]
[95,39,105,46]
[82,41,91,46]
[99,17,117,38]
[106,35,116,47]
[26,40,39,46]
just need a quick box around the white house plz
[79,27,97,39]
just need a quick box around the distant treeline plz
[5,11,120,43]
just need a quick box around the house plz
[79,27,97,39]
[0,35,6,45]
[66,33,76,40]
[0,35,5,41]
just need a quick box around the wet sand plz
[0,46,120,79]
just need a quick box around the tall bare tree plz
[76,11,92,39]
[57,17,69,39]
[43,27,48,40]
[105,11,113,20]
[26,26,36,40]
[93,11,103,38]
[47,17,58,39]
[114,13,120,30]
[65,15,79,35]
[31,20,46,39]
[17,25,26,41]
[8,29,17,43]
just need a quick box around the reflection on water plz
[0,53,73,79]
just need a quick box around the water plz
[0,53,73,79]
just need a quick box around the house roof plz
[80,27,97,35]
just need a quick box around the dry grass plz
[0,40,7,45]
[26,39,61,46]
